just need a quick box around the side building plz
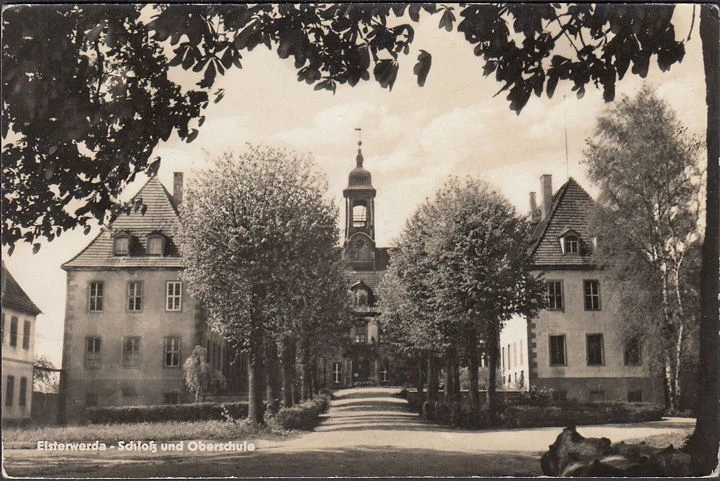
[60,174,244,423]
[500,175,664,403]
[1,262,42,422]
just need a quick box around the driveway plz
[2,387,694,477]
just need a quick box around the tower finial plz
[354,127,363,167]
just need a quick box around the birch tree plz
[585,85,703,412]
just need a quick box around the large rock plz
[541,425,691,477]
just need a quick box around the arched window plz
[147,233,167,256]
[352,202,367,227]
[114,232,130,256]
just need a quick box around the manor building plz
[59,174,244,423]
[1,262,42,422]
[500,175,664,403]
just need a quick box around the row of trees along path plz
[178,147,353,423]
[379,178,544,423]
[2,4,717,474]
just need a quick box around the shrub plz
[412,398,663,430]
[514,386,553,407]
[88,401,248,424]
[272,393,331,431]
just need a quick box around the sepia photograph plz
[1,2,718,478]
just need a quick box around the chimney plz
[541,174,552,219]
[173,172,184,208]
[529,192,539,221]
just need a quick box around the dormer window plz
[559,229,580,255]
[114,232,130,256]
[354,288,369,307]
[147,233,167,256]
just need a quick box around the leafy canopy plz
[2,4,686,248]
[178,145,345,348]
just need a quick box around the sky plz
[2,5,707,366]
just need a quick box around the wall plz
[529,269,664,403]
[499,315,530,390]
[62,268,199,423]
[2,306,36,420]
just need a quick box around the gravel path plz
[2,387,694,477]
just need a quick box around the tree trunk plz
[280,335,296,407]
[301,350,311,401]
[248,284,266,425]
[467,330,480,419]
[673,322,684,411]
[416,355,425,395]
[688,5,720,475]
[444,352,453,402]
[487,323,499,425]
[427,356,439,402]
[265,336,282,409]
[248,318,266,425]
[452,355,461,402]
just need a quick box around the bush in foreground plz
[271,393,331,431]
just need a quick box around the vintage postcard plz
[2,2,716,478]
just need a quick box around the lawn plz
[2,419,290,449]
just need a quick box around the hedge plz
[417,399,663,429]
[88,401,249,424]
[272,393,331,431]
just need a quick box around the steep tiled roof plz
[1,262,42,315]
[528,178,595,268]
[62,176,183,269]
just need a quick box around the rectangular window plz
[19,377,27,406]
[549,335,566,366]
[584,280,601,311]
[552,390,567,402]
[519,340,523,365]
[164,392,180,405]
[624,338,642,365]
[9,316,18,347]
[377,328,385,344]
[85,393,98,407]
[22,320,31,350]
[85,336,102,369]
[122,336,141,368]
[354,334,367,344]
[2,313,5,344]
[380,365,389,383]
[164,337,181,367]
[166,281,182,311]
[586,334,604,365]
[513,342,518,367]
[565,235,579,253]
[5,376,14,406]
[628,390,643,402]
[89,282,103,312]
[501,346,505,371]
[332,362,343,384]
[127,282,143,311]
[546,280,563,310]
[589,390,605,402]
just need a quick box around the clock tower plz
[342,140,377,270]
